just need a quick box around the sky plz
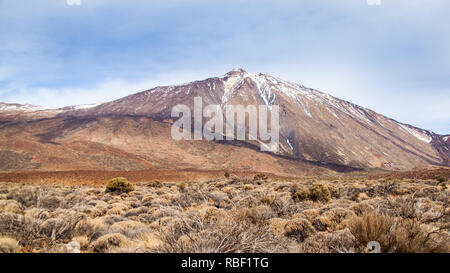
[0,0,449,134]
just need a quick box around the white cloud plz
[0,70,213,108]
[66,0,81,6]
[366,0,381,5]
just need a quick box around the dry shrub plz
[345,211,449,253]
[6,186,39,207]
[61,192,85,208]
[344,211,393,249]
[71,235,90,250]
[110,220,150,239]
[246,205,276,224]
[254,174,269,181]
[172,185,209,208]
[270,194,297,217]
[147,180,163,188]
[0,236,20,253]
[0,213,43,247]
[300,228,357,253]
[133,232,163,252]
[157,208,286,253]
[74,218,109,241]
[322,208,356,230]
[312,216,331,231]
[123,206,148,218]
[386,220,449,253]
[91,233,132,253]
[350,202,374,216]
[388,195,446,223]
[39,211,85,241]
[0,200,24,214]
[268,218,288,236]
[39,195,62,210]
[298,209,320,221]
[284,218,315,242]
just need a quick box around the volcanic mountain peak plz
[0,69,448,173]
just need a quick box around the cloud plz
[66,0,81,6]
[0,70,215,108]
[366,0,381,6]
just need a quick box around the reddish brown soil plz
[370,167,450,180]
[0,169,270,186]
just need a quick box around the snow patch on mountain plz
[398,123,432,143]
[286,138,294,150]
[0,103,45,112]
[71,103,101,110]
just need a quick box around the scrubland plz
[0,174,448,253]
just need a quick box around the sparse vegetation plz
[0,172,448,253]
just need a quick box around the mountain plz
[0,69,448,175]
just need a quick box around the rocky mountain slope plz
[0,69,448,175]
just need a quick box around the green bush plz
[310,183,331,202]
[292,183,332,203]
[177,182,187,191]
[328,184,340,198]
[435,176,448,183]
[291,188,310,202]
[260,195,275,205]
[105,177,134,193]
[224,172,230,178]
[147,180,163,188]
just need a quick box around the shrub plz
[260,195,275,205]
[105,177,134,193]
[310,183,331,203]
[345,211,449,253]
[254,174,268,181]
[157,209,286,253]
[284,218,315,242]
[147,180,163,188]
[92,233,131,253]
[224,172,230,178]
[177,182,187,192]
[291,184,332,203]
[291,188,310,202]
[435,176,448,183]
[300,228,357,253]
[0,200,24,214]
[0,237,19,253]
[328,184,340,198]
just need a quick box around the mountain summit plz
[0,69,448,174]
